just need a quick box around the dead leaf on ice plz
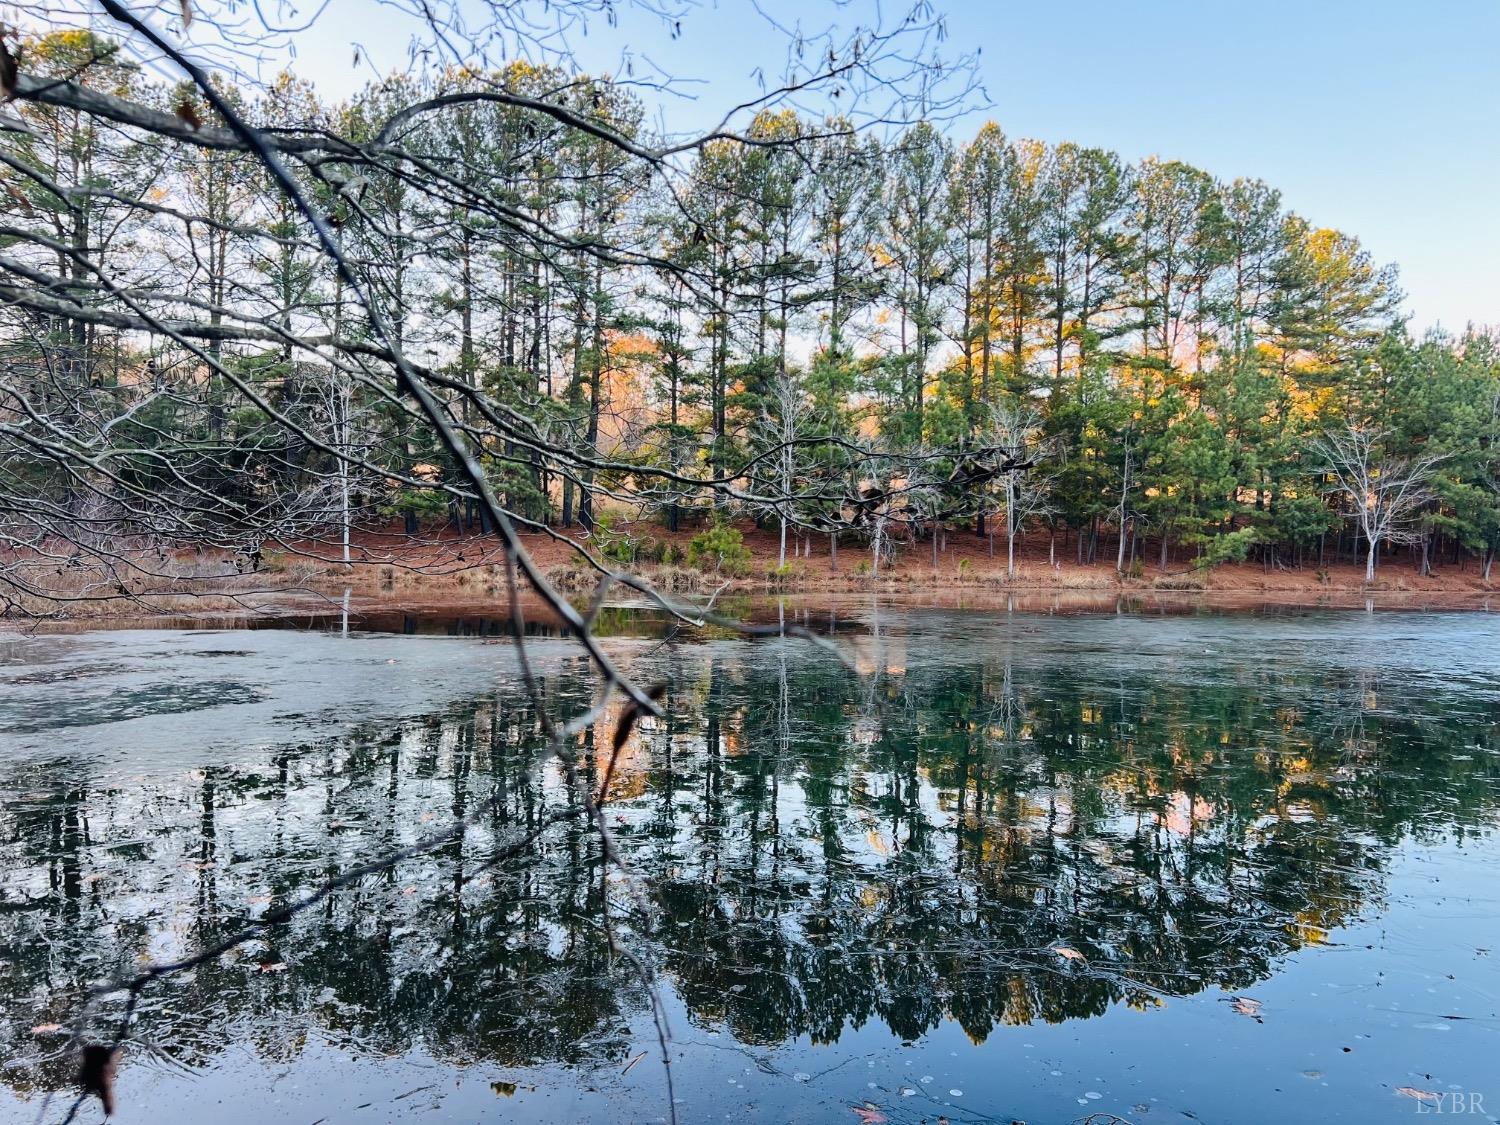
[1053,945,1086,962]
[1398,1087,1441,1103]
[1231,996,1263,1020]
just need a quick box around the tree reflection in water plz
[2,610,1498,1110]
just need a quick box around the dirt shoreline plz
[6,574,1497,635]
[5,520,1497,630]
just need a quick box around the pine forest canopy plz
[2,1,1500,618]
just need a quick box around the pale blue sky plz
[270,0,1498,332]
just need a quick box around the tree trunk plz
[1115,440,1133,575]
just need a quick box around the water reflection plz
[1,610,1499,1116]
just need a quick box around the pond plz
[2,603,1499,1124]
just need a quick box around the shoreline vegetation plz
[7,34,1500,639]
[5,518,1495,629]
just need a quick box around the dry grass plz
[1,552,285,622]
[1150,570,1210,591]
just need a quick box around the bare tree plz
[755,369,808,569]
[988,397,1053,578]
[1312,423,1445,583]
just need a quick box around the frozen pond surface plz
[2,605,1499,1123]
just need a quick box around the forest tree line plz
[4,28,1499,590]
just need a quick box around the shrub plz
[766,561,805,587]
[590,511,640,567]
[589,514,666,568]
[685,522,752,577]
[1191,527,1259,571]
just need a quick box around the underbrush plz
[1,554,275,620]
[543,562,709,596]
[1151,571,1209,591]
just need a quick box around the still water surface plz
[1,604,1498,1123]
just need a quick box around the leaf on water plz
[851,1106,887,1125]
[1398,1087,1441,1102]
[491,1080,517,1097]
[1053,946,1086,962]
[1231,996,1263,1020]
[30,1023,62,1035]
